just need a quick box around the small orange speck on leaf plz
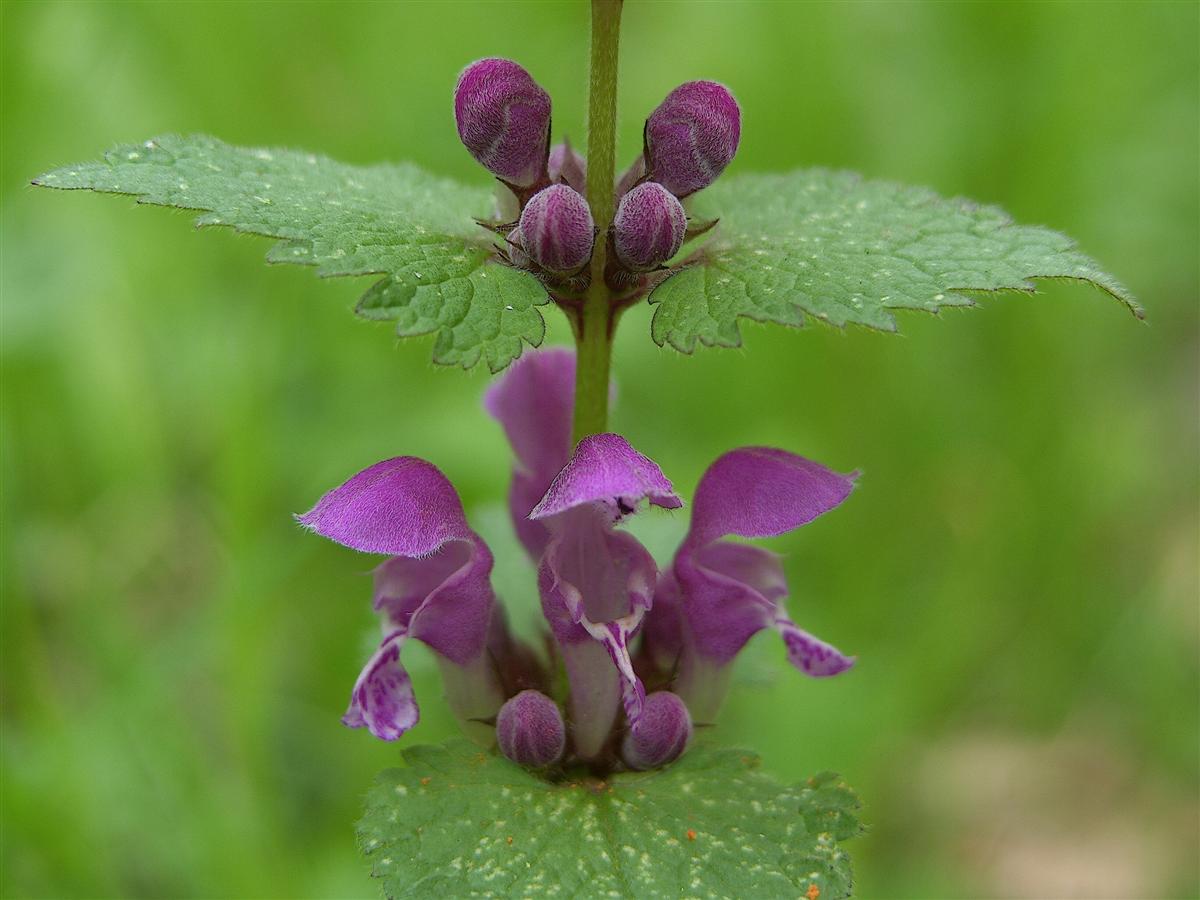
[420,777,431,786]
[506,836,513,845]
[686,829,697,841]
[806,883,821,900]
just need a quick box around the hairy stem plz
[572,0,622,444]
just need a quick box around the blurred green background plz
[3,1,1197,897]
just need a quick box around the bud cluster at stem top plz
[453,58,741,296]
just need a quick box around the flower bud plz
[496,690,566,768]
[645,81,740,198]
[614,154,647,201]
[612,182,687,272]
[518,184,595,275]
[621,691,692,771]
[454,58,551,188]
[548,140,587,193]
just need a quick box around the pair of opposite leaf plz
[32,57,1140,373]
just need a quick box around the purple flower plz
[530,433,682,758]
[486,350,854,760]
[454,58,551,188]
[642,448,857,722]
[645,80,741,198]
[486,352,680,759]
[301,349,855,771]
[298,457,509,741]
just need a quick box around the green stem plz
[572,0,623,444]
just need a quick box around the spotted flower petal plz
[534,434,679,758]
[299,457,502,741]
[342,630,417,741]
[663,447,856,719]
[538,507,657,756]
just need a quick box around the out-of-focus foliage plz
[2,1,1196,897]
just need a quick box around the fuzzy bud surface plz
[645,81,741,198]
[621,691,692,771]
[612,182,687,272]
[454,58,551,188]
[496,690,566,768]
[517,184,595,275]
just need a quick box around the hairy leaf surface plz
[650,170,1141,352]
[359,740,861,899]
[34,135,547,371]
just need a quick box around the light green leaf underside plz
[359,740,861,899]
[33,135,547,372]
[650,169,1142,353]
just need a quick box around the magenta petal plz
[343,630,418,741]
[641,571,684,675]
[694,541,788,603]
[484,348,576,489]
[297,457,472,556]
[374,538,495,667]
[777,617,855,677]
[484,349,577,558]
[581,617,647,729]
[685,447,855,549]
[678,538,854,671]
[676,543,783,668]
[670,447,858,719]
[530,433,682,520]
[303,456,504,741]
[537,507,657,757]
[371,542,473,628]
[507,473,554,561]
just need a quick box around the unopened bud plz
[548,140,587,193]
[645,81,740,198]
[612,182,687,272]
[518,184,595,275]
[454,58,551,188]
[496,690,566,768]
[621,691,692,771]
[614,154,647,200]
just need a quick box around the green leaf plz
[359,740,861,899]
[650,169,1142,353]
[33,135,547,372]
